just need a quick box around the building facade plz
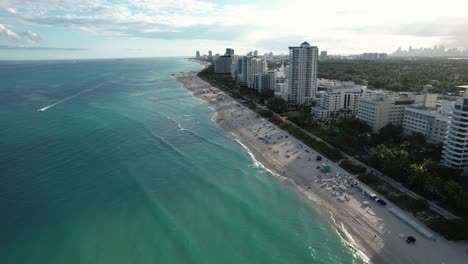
[442,86,468,175]
[208,50,213,62]
[311,83,371,119]
[214,55,234,74]
[225,48,234,56]
[357,94,414,132]
[256,70,276,92]
[287,42,318,105]
[275,78,288,100]
[403,107,450,144]
[247,57,267,88]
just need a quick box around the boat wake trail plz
[37,84,105,112]
[164,115,186,130]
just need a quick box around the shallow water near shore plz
[0,58,364,263]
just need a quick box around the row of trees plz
[368,137,468,216]
[287,111,468,217]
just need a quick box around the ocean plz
[0,58,363,263]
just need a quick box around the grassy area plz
[339,159,367,175]
[357,173,468,240]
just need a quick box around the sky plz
[0,0,467,60]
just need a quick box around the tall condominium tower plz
[442,86,468,175]
[196,51,200,58]
[287,42,318,105]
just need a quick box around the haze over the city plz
[1,0,467,60]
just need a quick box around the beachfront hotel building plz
[402,106,450,144]
[442,86,468,175]
[357,94,415,133]
[311,81,371,119]
[288,42,318,105]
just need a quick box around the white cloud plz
[1,0,468,54]
[129,0,215,14]
[0,24,43,44]
[4,7,17,14]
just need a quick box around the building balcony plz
[443,146,468,157]
[443,143,468,152]
[442,157,467,167]
[450,124,468,132]
[446,137,468,147]
[447,133,468,141]
[452,108,468,115]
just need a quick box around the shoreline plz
[174,59,468,264]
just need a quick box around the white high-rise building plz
[312,83,372,119]
[288,42,318,105]
[442,86,468,175]
[357,94,414,132]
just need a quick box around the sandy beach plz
[174,60,468,264]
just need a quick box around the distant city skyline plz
[1,0,468,60]
[391,45,468,58]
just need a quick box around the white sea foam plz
[329,212,372,264]
[211,111,218,124]
[231,136,285,180]
[231,129,371,264]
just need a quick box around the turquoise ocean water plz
[0,58,363,263]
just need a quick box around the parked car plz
[316,155,322,161]
[377,199,387,206]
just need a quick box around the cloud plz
[134,24,254,41]
[355,17,468,48]
[0,45,86,51]
[4,2,254,42]
[1,0,468,54]
[0,24,43,44]
[129,0,215,14]
[4,7,17,14]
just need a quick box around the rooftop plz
[300,41,310,48]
